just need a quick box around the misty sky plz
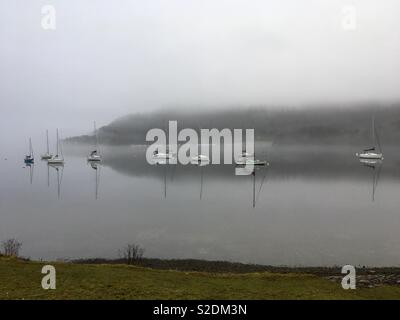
[1,0,400,149]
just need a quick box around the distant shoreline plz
[70,257,400,275]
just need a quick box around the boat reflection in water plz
[89,161,101,200]
[149,155,211,200]
[25,163,34,185]
[191,156,210,200]
[48,163,64,199]
[359,158,382,202]
[236,162,269,208]
[149,157,172,199]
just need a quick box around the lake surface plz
[1,143,400,267]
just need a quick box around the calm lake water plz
[1,143,400,267]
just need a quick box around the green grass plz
[1,257,400,300]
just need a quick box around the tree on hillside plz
[1,238,22,257]
[119,244,145,265]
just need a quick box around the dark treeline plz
[65,103,400,145]
[72,257,400,276]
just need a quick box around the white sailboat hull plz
[48,163,64,168]
[88,122,102,162]
[48,157,65,164]
[153,153,175,160]
[241,152,254,158]
[88,155,102,162]
[236,159,268,166]
[356,152,383,160]
[191,155,210,165]
[41,153,53,160]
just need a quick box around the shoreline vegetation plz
[2,255,400,300]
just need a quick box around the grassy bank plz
[2,257,400,300]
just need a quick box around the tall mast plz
[46,130,49,154]
[29,138,33,157]
[59,130,64,159]
[94,121,99,153]
[372,116,375,147]
[56,129,59,156]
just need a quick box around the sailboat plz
[240,148,254,158]
[236,158,268,166]
[24,138,34,164]
[152,146,176,161]
[41,130,53,160]
[191,154,210,165]
[235,144,268,166]
[48,129,65,165]
[356,116,384,160]
[152,121,176,161]
[87,122,102,162]
[191,142,210,164]
[191,127,210,164]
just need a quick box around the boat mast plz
[59,130,64,159]
[56,129,59,156]
[29,138,32,156]
[374,117,383,154]
[94,121,99,155]
[46,130,50,154]
[372,116,375,147]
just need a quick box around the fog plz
[1,0,400,151]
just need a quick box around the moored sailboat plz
[41,130,53,160]
[356,116,383,160]
[191,154,210,165]
[152,146,175,160]
[235,144,268,166]
[24,138,34,164]
[48,129,65,165]
[88,121,102,162]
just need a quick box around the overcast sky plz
[1,0,400,147]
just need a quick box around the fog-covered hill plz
[66,104,400,146]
